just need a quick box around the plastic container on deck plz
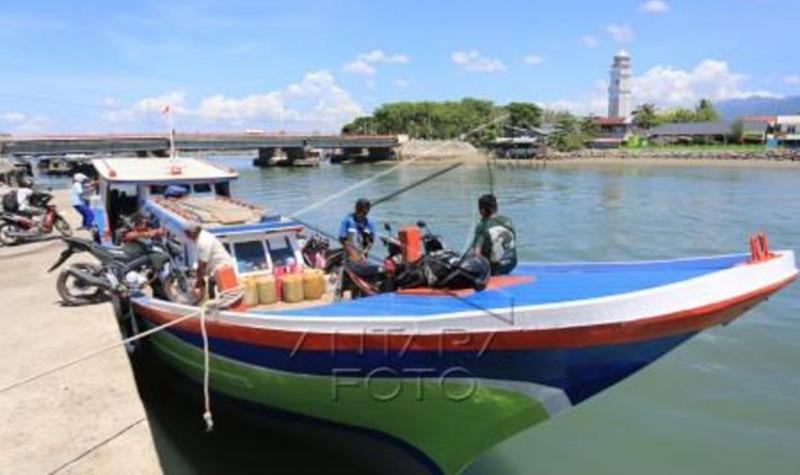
[242,278,259,307]
[303,269,326,300]
[281,274,304,303]
[256,275,277,305]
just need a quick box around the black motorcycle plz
[302,221,490,300]
[48,236,198,306]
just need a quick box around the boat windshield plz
[233,241,269,273]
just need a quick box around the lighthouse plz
[608,50,632,119]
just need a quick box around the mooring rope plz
[0,287,244,433]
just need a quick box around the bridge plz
[0,133,403,167]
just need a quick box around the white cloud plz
[451,50,506,73]
[784,75,800,85]
[581,35,599,48]
[357,49,409,64]
[632,59,779,106]
[605,24,635,43]
[523,54,544,65]
[102,70,363,131]
[393,78,410,88]
[342,49,409,77]
[640,0,670,13]
[0,112,50,133]
[342,59,377,77]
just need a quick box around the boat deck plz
[259,254,747,318]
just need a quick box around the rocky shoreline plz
[543,148,800,161]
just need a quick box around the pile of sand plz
[399,139,487,161]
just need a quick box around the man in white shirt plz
[185,222,234,293]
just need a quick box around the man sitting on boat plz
[185,222,235,296]
[471,194,517,275]
[338,198,376,263]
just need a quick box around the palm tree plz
[632,103,658,130]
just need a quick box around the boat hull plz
[130,288,781,474]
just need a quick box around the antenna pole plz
[168,106,176,160]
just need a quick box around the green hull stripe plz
[148,330,550,474]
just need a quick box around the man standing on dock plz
[70,173,94,230]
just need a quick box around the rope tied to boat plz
[0,286,245,434]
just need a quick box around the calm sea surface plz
[146,156,800,474]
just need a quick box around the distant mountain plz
[716,95,800,119]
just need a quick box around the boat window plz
[150,185,166,195]
[214,182,230,197]
[267,236,296,267]
[233,241,269,274]
[107,183,138,237]
[193,183,212,193]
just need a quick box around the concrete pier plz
[0,190,161,474]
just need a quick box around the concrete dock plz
[0,190,161,474]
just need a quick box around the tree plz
[694,98,720,122]
[503,102,543,129]
[632,103,658,130]
[580,115,600,137]
[342,116,377,135]
[730,119,744,144]
[550,112,585,151]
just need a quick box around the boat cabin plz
[91,157,305,278]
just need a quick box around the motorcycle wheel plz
[53,217,72,237]
[0,223,20,246]
[57,262,106,305]
[161,272,203,306]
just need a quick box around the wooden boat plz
[91,158,798,474]
[130,251,796,474]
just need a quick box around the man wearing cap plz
[185,222,235,295]
[338,198,376,262]
[71,173,94,230]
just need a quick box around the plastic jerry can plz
[303,269,326,300]
[281,274,304,303]
[242,277,259,307]
[256,275,277,305]
[399,226,422,262]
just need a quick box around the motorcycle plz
[48,235,199,306]
[0,191,72,246]
[302,220,489,300]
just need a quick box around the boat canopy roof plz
[92,157,237,183]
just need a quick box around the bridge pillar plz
[341,147,365,162]
[367,147,397,161]
[253,148,278,167]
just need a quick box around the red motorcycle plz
[0,191,72,245]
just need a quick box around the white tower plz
[608,50,632,119]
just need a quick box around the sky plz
[0,0,798,134]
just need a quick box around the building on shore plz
[771,115,800,148]
[646,122,733,145]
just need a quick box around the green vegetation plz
[345,97,734,152]
[342,98,542,144]
[632,99,721,130]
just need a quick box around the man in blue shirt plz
[338,198,376,262]
[70,173,94,230]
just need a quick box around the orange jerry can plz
[399,226,422,262]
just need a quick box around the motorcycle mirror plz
[416,220,427,228]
